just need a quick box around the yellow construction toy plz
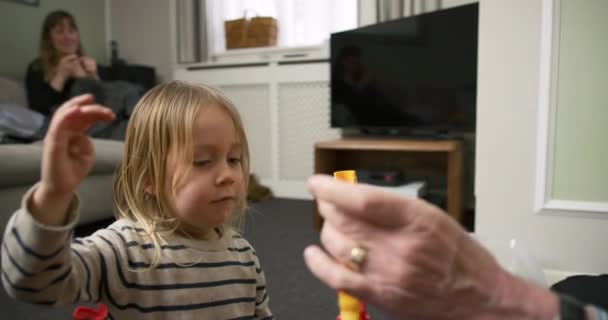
[333,170,371,320]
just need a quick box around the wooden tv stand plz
[313,138,464,230]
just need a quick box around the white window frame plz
[179,0,377,66]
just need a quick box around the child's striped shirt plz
[1,187,273,319]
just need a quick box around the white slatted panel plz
[219,84,272,180]
[278,82,340,180]
[174,62,333,198]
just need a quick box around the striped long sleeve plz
[1,187,273,319]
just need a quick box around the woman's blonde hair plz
[39,10,83,81]
[113,81,250,269]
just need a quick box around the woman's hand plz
[50,54,83,91]
[80,56,99,79]
[30,94,115,226]
[56,54,83,78]
[303,175,559,320]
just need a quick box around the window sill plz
[183,43,329,68]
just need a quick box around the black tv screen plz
[330,3,478,134]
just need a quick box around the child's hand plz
[31,94,115,225]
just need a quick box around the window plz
[205,0,358,56]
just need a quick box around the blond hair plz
[39,10,84,82]
[112,81,250,269]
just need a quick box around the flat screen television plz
[330,3,478,136]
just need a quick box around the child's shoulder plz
[108,218,147,234]
[86,218,150,244]
[223,228,257,253]
[224,228,245,242]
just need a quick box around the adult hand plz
[30,94,115,226]
[303,175,558,320]
[56,54,85,78]
[80,56,99,78]
[49,55,79,91]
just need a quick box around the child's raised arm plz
[1,94,115,305]
[30,94,114,226]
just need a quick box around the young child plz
[1,81,273,319]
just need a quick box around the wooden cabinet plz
[313,138,464,230]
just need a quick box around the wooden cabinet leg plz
[446,147,463,223]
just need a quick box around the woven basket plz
[225,15,278,49]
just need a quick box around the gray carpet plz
[0,198,388,319]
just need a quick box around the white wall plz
[108,0,174,83]
[475,0,608,274]
[0,0,107,79]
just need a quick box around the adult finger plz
[61,54,80,66]
[64,54,79,61]
[308,174,411,227]
[303,245,372,297]
[320,222,364,269]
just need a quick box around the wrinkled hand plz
[30,94,115,225]
[303,175,507,320]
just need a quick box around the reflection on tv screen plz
[330,3,478,135]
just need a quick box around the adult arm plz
[25,62,64,116]
[303,175,607,320]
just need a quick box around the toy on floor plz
[72,303,108,320]
[333,170,371,320]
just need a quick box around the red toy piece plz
[72,303,109,320]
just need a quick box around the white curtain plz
[377,0,443,22]
[205,0,357,55]
[176,0,199,63]
[174,0,447,64]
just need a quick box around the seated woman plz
[25,10,110,116]
[26,10,142,140]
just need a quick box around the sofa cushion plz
[0,76,27,107]
[0,138,123,189]
[0,175,116,229]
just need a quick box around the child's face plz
[168,104,244,233]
